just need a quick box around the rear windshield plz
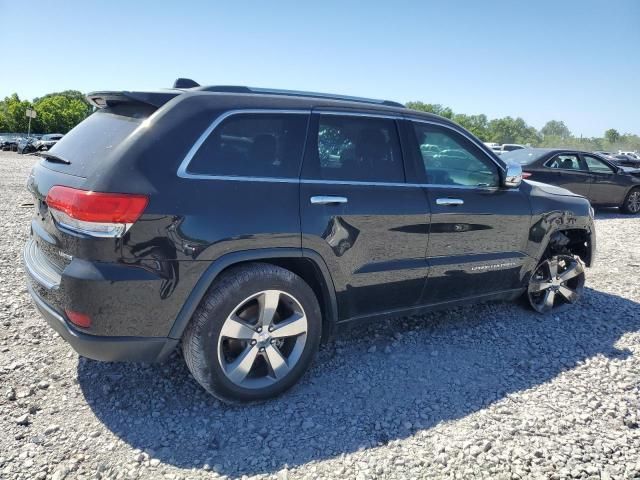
[46,104,152,177]
[502,149,548,165]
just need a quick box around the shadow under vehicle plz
[76,287,639,477]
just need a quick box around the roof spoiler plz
[173,78,200,88]
[86,91,180,109]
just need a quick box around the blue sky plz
[1,0,638,137]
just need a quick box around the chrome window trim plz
[315,110,403,120]
[302,178,497,191]
[174,172,498,191]
[177,109,311,179]
[176,107,503,192]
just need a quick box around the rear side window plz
[188,113,308,178]
[310,115,404,182]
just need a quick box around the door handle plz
[310,195,348,205]
[436,198,464,206]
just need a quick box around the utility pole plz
[25,108,37,137]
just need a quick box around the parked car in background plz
[33,134,64,151]
[0,135,19,151]
[593,150,614,158]
[501,143,526,152]
[490,145,505,155]
[16,137,37,154]
[619,151,639,159]
[610,154,640,168]
[503,148,640,213]
[488,144,526,156]
[25,81,596,403]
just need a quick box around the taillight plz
[522,171,533,179]
[45,186,148,238]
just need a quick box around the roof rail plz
[197,85,405,108]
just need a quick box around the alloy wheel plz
[217,290,308,389]
[627,190,640,213]
[528,255,585,313]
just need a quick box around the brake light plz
[65,309,92,328]
[46,186,148,237]
[522,172,533,179]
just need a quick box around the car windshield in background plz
[502,148,549,165]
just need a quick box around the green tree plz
[487,117,540,145]
[541,120,571,139]
[406,101,453,119]
[0,94,33,133]
[34,94,92,133]
[604,128,620,144]
[452,113,489,140]
[0,90,91,134]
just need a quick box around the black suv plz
[25,81,596,403]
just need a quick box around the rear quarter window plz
[187,113,309,178]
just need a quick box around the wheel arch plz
[622,185,640,212]
[539,226,595,267]
[168,248,338,343]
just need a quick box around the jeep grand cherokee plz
[24,80,595,403]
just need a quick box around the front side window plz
[413,123,499,187]
[188,113,308,178]
[546,154,584,171]
[584,155,615,173]
[314,115,404,182]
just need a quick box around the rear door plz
[540,153,592,198]
[407,120,531,304]
[300,111,430,320]
[581,154,627,205]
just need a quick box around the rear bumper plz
[27,282,178,363]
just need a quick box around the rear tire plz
[182,263,322,403]
[621,187,640,214]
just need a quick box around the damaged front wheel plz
[527,255,585,313]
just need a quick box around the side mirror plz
[503,162,523,188]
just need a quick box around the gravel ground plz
[1,150,639,480]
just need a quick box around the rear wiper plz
[37,152,71,165]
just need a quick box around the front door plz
[300,112,430,320]
[407,120,532,304]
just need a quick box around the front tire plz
[182,263,322,403]
[527,254,585,313]
[621,187,640,214]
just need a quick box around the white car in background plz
[501,143,526,153]
[484,142,505,155]
[619,151,640,160]
[484,143,526,155]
